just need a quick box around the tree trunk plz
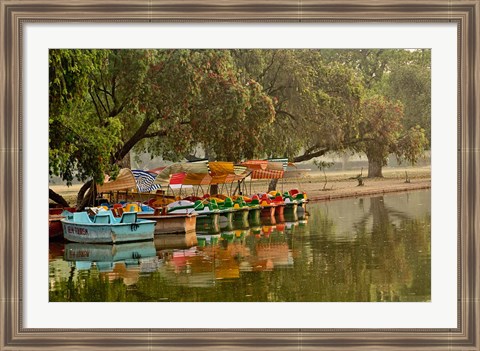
[49,188,70,207]
[267,179,278,193]
[367,158,384,178]
[112,117,154,164]
[76,180,94,211]
[293,148,329,163]
[118,151,131,169]
[209,184,219,196]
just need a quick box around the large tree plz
[354,95,428,177]
[49,49,276,208]
[320,49,430,176]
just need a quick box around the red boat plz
[49,207,76,239]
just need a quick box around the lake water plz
[49,189,431,302]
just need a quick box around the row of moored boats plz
[53,189,308,244]
[51,160,310,244]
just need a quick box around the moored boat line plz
[59,188,308,242]
[58,160,309,242]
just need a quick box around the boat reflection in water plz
[155,223,294,289]
[154,231,198,251]
[52,203,305,292]
[50,190,431,302]
[64,241,159,285]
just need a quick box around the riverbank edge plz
[51,172,431,206]
[308,181,431,202]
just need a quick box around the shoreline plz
[307,180,430,202]
[50,167,431,206]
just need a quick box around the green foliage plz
[382,60,431,143]
[132,50,276,163]
[49,48,430,191]
[232,49,364,161]
[318,49,430,174]
[356,95,404,164]
[395,125,429,165]
[49,49,123,184]
[354,95,427,175]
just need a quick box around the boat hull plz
[49,208,76,239]
[49,217,64,239]
[247,207,261,224]
[274,204,285,217]
[219,209,234,222]
[62,221,155,244]
[260,205,276,218]
[284,203,298,215]
[232,208,249,222]
[138,213,197,234]
[196,213,220,233]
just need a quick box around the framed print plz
[1,0,479,350]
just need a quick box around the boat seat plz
[289,189,299,196]
[274,195,283,203]
[94,211,116,224]
[112,203,124,217]
[208,199,219,210]
[234,197,247,208]
[194,200,205,210]
[120,212,138,223]
[295,193,305,201]
[250,195,260,206]
[223,197,234,208]
[125,203,140,212]
[73,212,92,224]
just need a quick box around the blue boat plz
[61,210,155,244]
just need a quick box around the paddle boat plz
[166,199,221,227]
[231,196,250,224]
[139,211,198,234]
[282,192,298,214]
[110,202,197,235]
[61,210,155,244]
[269,191,286,217]
[258,193,277,219]
[205,197,234,223]
[49,207,76,239]
[241,194,262,224]
[289,188,308,211]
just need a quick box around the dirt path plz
[288,167,430,201]
[301,178,430,202]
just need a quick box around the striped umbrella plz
[132,170,162,193]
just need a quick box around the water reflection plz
[49,190,431,302]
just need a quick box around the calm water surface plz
[49,190,431,302]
